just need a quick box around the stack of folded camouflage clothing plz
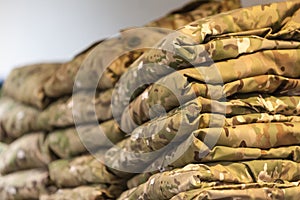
[0,1,240,199]
[109,1,300,199]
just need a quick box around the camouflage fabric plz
[43,0,240,98]
[112,0,300,119]
[47,120,124,159]
[0,133,54,175]
[143,144,300,186]
[0,97,41,142]
[2,63,60,109]
[2,1,300,200]
[146,0,240,29]
[0,142,7,155]
[0,169,54,200]
[40,185,124,200]
[49,155,126,188]
[44,41,102,97]
[121,64,300,132]
[105,94,300,172]
[38,89,113,130]
[171,183,300,200]
[118,160,300,200]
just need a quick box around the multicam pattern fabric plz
[47,120,124,159]
[38,90,113,130]
[44,0,240,98]
[0,142,7,155]
[118,160,300,200]
[2,63,60,109]
[105,94,300,172]
[0,2,244,200]
[40,185,124,200]
[3,0,300,200]
[0,133,54,175]
[128,144,300,189]
[112,0,300,120]
[170,183,300,200]
[119,48,300,132]
[109,3,300,196]
[0,169,53,200]
[48,155,126,188]
[0,97,41,142]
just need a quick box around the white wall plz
[0,0,286,79]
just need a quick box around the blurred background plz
[0,0,285,80]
